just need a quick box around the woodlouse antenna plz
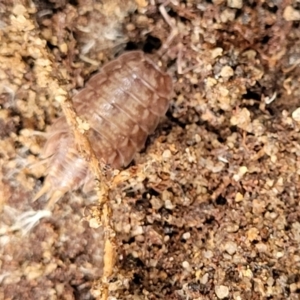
[158,1,201,74]
[156,4,179,59]
[156,2,190,75]
[10,209,52,235]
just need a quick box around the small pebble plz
[224,241,237,255]
[289,283,298,293]
[182,232,191,240]
[233,166,248,181]
[200,273,209,284]
[242,268,253,278]
[182,261,189,268]
[59,42,68,54]
[220,9,236,23]
[233,293,242,300]
[135,235,145,242]
[12,4,27,15]
[131,225,143,236]
[252,199,266,214]
[211,47,223,59]
[164,199,175,210]
[220,66,234,78]
[275,251,284,258]
[136,15,149,26]
[227,0,243,9]
[255,243,268,253]
[283,6,300,21]
[89,218,101,229]
[247,227,259,242]
[162,149,172,159]
[135,0,148,7]
[203,250,214,259]
[126,23,135,31]
[235,192,244,202]
[215,285,229,299]
[292,107,300,122]
[150,196,163,210]
[226,223,239,233]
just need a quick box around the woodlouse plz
[34,50,173,207]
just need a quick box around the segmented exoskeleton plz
[34,51,173,207]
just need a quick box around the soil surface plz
[1,0,300,299]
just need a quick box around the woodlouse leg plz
[159,2,203,75]
[28,156,50,171]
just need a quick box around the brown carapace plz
[34,51,173,207]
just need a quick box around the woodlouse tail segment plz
[45,190,67,210]
[32,181,67,210]
[32,182,52,203]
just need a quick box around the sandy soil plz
[1,0,300,299]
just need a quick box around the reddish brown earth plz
[1,0,300,299]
